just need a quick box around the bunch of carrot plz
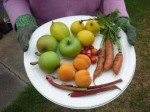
[93,10,123,81]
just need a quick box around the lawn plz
[2,0,150,112]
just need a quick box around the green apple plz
[36,35,58,53]
[38,51,60,73]
[59,37,82,59]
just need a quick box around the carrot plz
[104,39,114,71]
[93,48,105,80]
[113,52,123,75]
[92,33,106,81]
[88,10,124,80]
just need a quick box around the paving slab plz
[0,64,26,111]
[0,30,29,111]
[0,30,29,82]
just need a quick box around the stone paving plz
[0,30,29,111]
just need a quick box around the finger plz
[17,31,30,52]
[19,35,30,52]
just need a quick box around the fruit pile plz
[30,19,100,87]
[30,10,123,97]
[31,19,100,74]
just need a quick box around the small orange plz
[58,62,75,81]
[75,70,91,88]
[73,54,91,70]
[76,54,91,65]
[73,58,90,70]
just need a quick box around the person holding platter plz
[3,0,136,52]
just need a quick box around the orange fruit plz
[76,54,91,65]
[73,54,91,71]
[75,70,91,87]
[58,62,75,81]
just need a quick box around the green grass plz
[2,0,150,112]
[2,84,71,112]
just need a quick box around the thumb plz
[18,34,30,52]
[125,24,136,46]
[17,25,37,52]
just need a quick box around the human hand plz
[16,14,37,51]
[17,25,37,51]
[116,18,136,46]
